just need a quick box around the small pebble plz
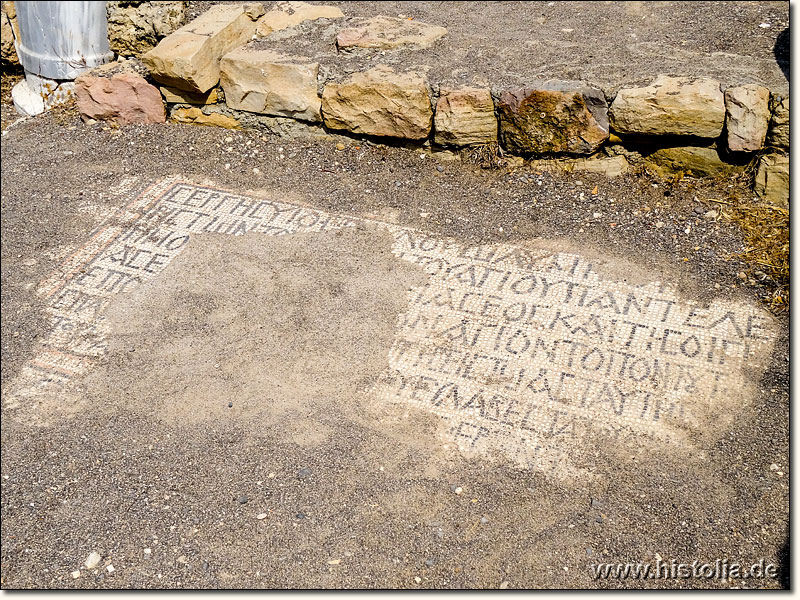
[144,548,152,555]
[85,552,102,569]
[770,463,779,471]
[454,487,463,495]
[414,576,422,584]
[237,495,249,504]
[499,581,509,589]
[296,512,306,519]
[71,570,81,579]
[257,513,268,520]
[336,142,345,151]
[425,558,435,567]
[106,565,115,573]
[480,516,489,524]
[228,402,233,408]
[436,165,444,172]
[298,468,312,479]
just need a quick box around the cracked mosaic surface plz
[4,179,776,477]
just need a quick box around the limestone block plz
[141,3,264,94]
[610,75,725,138]
[725,84,770,152]
[766,95,789,149]
[497,81,609,155]
[170,106,241,128]
[220,48,320,122]
[321,66,432,139]
[643,146,742,178]
[434,87,497,146]
[754,153,789,209]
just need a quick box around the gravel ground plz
[188,1,790,94]
[0,88,789,589]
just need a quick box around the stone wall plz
[71,2,788,206]
[1,1,19,66]
[106,1,186,56]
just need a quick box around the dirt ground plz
[0,103,789,590]
[0,1,790,589]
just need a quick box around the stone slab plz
[643,146,742,178]
[530,155,630,178]
[255,1,343,37]
[160,85,219,105]
[170,106,241,128]
[336,15,447,51]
